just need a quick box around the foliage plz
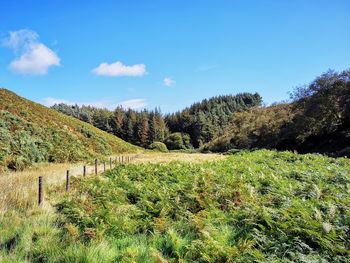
[52,93,262,149]
[203,103,294,152]
[164,132,192,150]
[165,93,263,147]
[47,150,349,262]
[148,142,168,152]
[205,69,350,156]
[284,69,350,154]
[1,150,349,262]
[52,104,168,148]
[0,89,140,171]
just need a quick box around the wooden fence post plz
[83,165,86,177]
[95,159,98,175]
[103,161,106,172]
[66,170,70,192]
[38,176,43,206]
[110,157,112,169]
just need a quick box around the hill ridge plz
[0,88,140,171]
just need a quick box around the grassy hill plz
[0,88,140,171]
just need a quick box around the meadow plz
[0,150,349,262]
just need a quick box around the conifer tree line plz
[165,93,262,147]
[51,93,262,149]
[51,105,166,148]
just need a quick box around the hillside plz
[203,70,350,156]
[165,93,262,147]
[0,88,140,171]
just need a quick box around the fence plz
[37,155,140,207]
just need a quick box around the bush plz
[165,133,184,150]
[149,142,168,152]
[165,133,192,150]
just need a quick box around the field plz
[0,150,349,262]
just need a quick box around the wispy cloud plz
[41,97,147,110]
[195,64,219,72]
[118,99,147,109]
[163,77,175,86]
[42,97,111,109]
[92,61,146,77]
[3,29,60,75]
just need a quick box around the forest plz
[51,93,262,149]
[52,69,350,156]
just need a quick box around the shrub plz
[149,142,168,152]
[165,133,184,150]
[164,133,192,150]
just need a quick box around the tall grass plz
[0,155,139,217]
[1,150,349,262]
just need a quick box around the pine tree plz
[114,107,125,137]
[138,110,149,147]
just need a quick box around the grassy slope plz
[0,88,140,171]
[1,150,349,262]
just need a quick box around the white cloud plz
[163,77,175,86]
[92,61,146,77]
[42,97,112,109]
[3,29,60,75]
[42,97,73,106]
[41,97,147,110]
[118,99,147,109]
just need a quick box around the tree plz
[136,110,149,147]
[114,107,125,137]
[165,93,262,147]
[164,132,192,150]
[122,109,137,143]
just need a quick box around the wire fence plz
[0,154,140,214]
[39,155,140,206]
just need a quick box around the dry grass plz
[0,152,225,218]
[134,152,225,164]
[0,155,137,217]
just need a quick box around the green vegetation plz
[165,93,263,147]
[51,105,168,148]
[0,89,140,171]
[1,150,349,262]
[51,69,350,157]
[164,132,192,150]
[205,70,350,156]
[52,93,262,149]
[203,104,294,152]
[148,142,168,152]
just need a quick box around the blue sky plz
[0,0,349,113]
